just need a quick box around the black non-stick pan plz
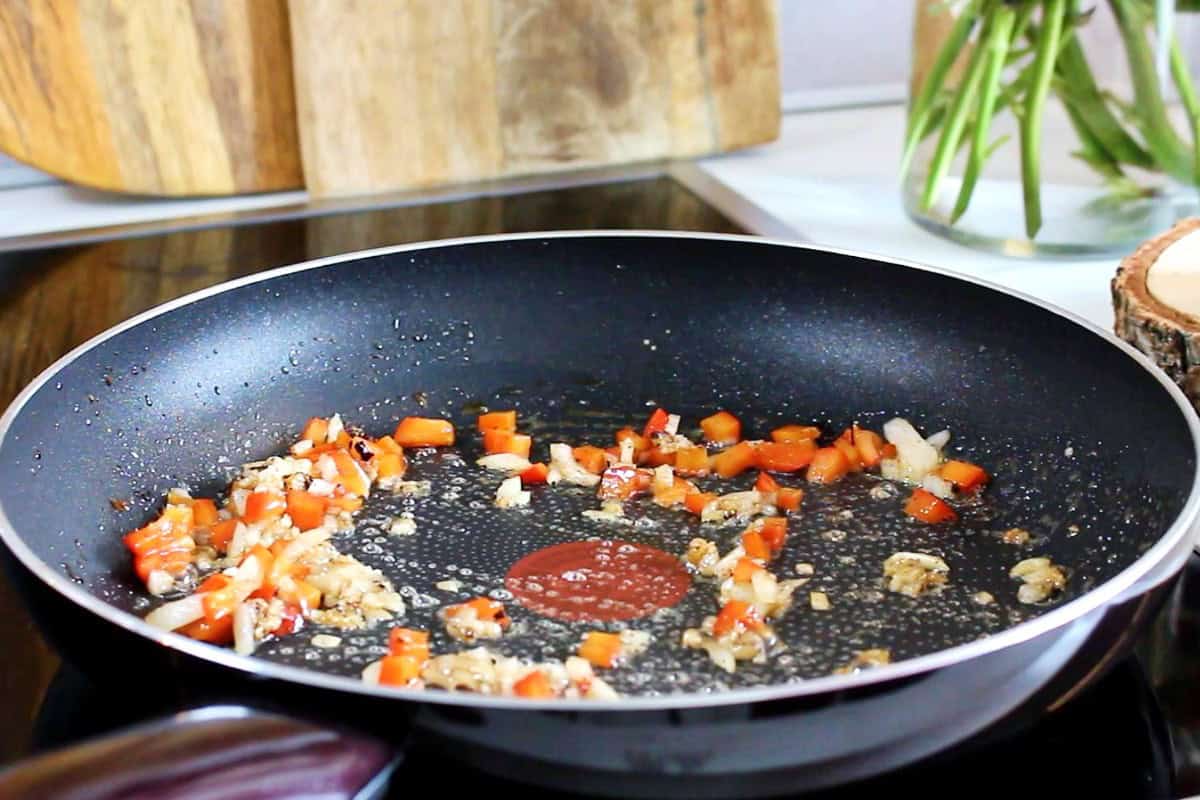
[0,232,1197,798]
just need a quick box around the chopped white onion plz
[389,514,417,535]
[549,443,600,487]
[146,569,174,596]
[582,502,630,525]
[317,454,339,482]
[477,453,533,473]
[326,413,344,443]
[361,660,383,684]
[291,439,314,455]
[925,430,951,450]
[495,476,531,508]
[307,478,336,496]
[233,601,258,655]
[652,464,674,491]
[700,490,764,524]
[226,521,250,561]
[618,438,635,465]
[230,488,249,518]
[882,418,941,484]
[226,549,267,601]
[921,473,954,499]
[311,634,342,648]
[146,594,205,631]
[276,527,332,564]
[665,414,681,435]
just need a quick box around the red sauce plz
[505,540,691,622]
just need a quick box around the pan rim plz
[1,229,1197,712]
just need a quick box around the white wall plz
[777,0,913,110]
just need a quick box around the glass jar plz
[903,0,1200,257]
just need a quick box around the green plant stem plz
[951,4,1016,223]
[1053,34,1154,168]
[1170,38,1200,186]
[1109,0,1194,182]
[1061,94,1127,183]
[1010,1,1037,44]
[1019,0,1066,239]
[919,10,994,212]
[902,0,983,178]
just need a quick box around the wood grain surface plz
[289,0,780,197]
[0,0,303,196]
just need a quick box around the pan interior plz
[0,235,1192,696]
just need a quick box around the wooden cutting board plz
[288,0,781,197]
[0,0,302,196]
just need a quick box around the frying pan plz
[0,232,1197,798]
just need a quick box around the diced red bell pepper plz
[196,573,233,594]
[770,425,821,443]
[271,604,305,637]
[177,615,234,644]
[286,490,329,531]
[375,451,407,479]
[278,577,322,613]
[732,557,764,583]
[615,426,650,454]
[755,471,780,495]
[712,599,764,636]
[684,492,717,515]
[832,438,863,472]
[379,654,424,686]
[393,416,455,447]
[573,445,608,475]
[327,492,363,513]
[578,631,623,668]
[807,447,851,484]
[477,410,517,433]
[191,499,219,528]
[759,517,787,554]
[904,488,958,524]
[939,460,989,492]
[640,447,675,467]
[347,437,380,466]
[331,450,371,497]
[742,530,771,561]
[373,435,403,454]
[642,408,671,439]
[652,476,696,508]
[840,425,886,468]
[513,670,556,698]
[124,504,196,583]
[674,446,709,476]
[388,627,431,659]
[776,487,804,512]
[712,441,757,478]
[520,462,550,484]
[483,430,532,458]
[700,410,741,444]
[301,417,329,444]
[755,440,817,472]
[243,491,286,524]
[599,465,641,501]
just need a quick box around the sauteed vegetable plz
[125,406,1064,698]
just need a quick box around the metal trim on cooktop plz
[0,162,802,253]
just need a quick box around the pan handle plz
[0,706,397,800]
